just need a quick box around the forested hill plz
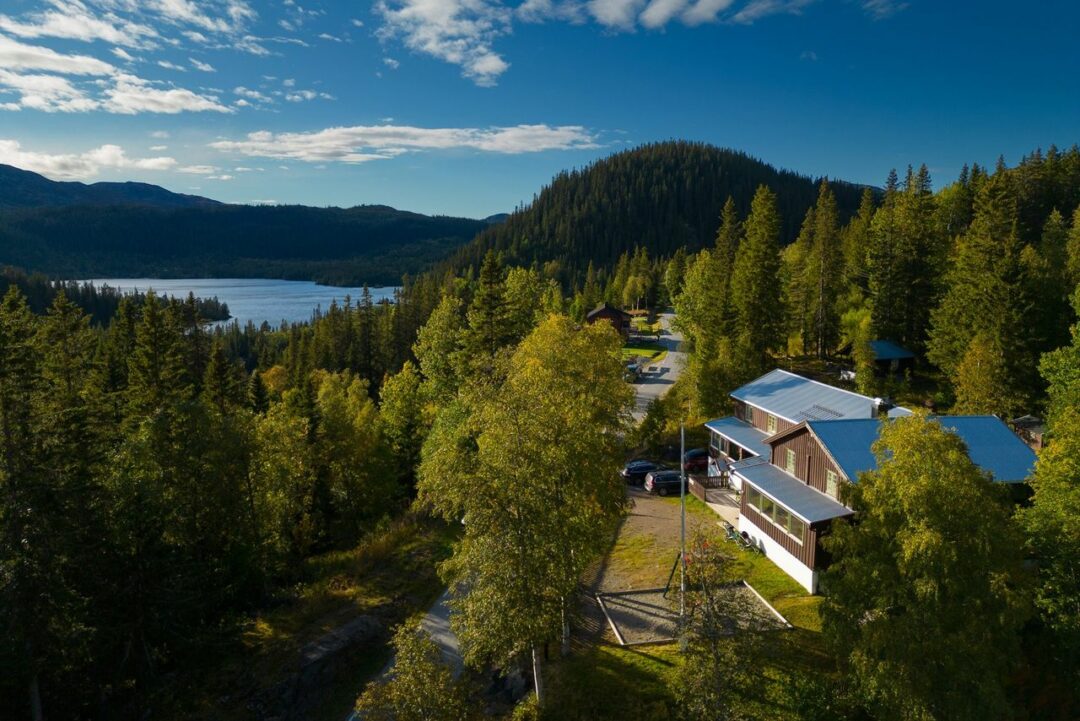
[0,163,219,208]
[446,141,872,281]
[0,201,489,287]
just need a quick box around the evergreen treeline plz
[0,267,460,718]
[0,203,488,287]
[672,145,1080,418]
[444,141,870,286]
[0,266,229,324]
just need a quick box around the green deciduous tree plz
[418,315,632,705]
[822,414,1028,721]
[355,625,478,721]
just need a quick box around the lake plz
[87,278,399,327]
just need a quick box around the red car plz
[682,448,709,474]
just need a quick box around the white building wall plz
[738,514,817,593]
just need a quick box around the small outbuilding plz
[586,302,632,338]
[869,339,915,375]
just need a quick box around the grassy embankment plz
[541,495,830,721]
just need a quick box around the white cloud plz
[517,0,588,23]
[383,56,400,69]
[0,1,159,48]
[151,130,170,138]
[103,73,232,114]
[285,89,316,102]
[0,69,98,112]
[150,144,168,150]
[351,18,365,27]
[0,139,176,179]
[178,164,217,174]
[234,85,271,102]
[375,0,512,86]
[318,32,342,41]
[282,77,295,87]
[588,0,646,29]
[680,0,736,25]
[111,46,136,62]
[730,0,813,24]
[0,34,115,75]
[157,59,186,71]
[210,123,599,163]
[190,57,215,72]
[640,0,689,28]
[860,0,907,19]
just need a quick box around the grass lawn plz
[155,514,457,721]
[622,341,666,363]
[541,495,832,721]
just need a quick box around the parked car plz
[644,470,684,496]
[620,459,669,485]
[682,448,709,474]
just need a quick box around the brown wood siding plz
[770,427,844,495]
[740,493,818,568]
[732,400,795,435]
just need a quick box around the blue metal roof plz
[807,416,1036,484]
[704,416,771,458]
[935,416,1036,483]
[735,462,853,523]
[806,419,882,481]
[870,339,915,361]
[730,369,878,423]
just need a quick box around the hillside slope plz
[0,164,219,209]
[448,141,872,280]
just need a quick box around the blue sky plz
[0,1,1077,218]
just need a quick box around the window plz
[826,470,839,499]
[785,449,797,475]
[745,485,804,544]
[767,415,777,434]
[741,403,754,423]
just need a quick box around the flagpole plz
[680,422,686,619]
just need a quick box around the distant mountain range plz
[0,143,875,287]
[0,164,219,209]
[0,165,489,286]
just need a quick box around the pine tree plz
[201,341,242,415]
[842,187,876,292]
[730,185,785,374]
[463,251,513,364]
[928,171,1030,400]
[248,370,269,413]
[126,291,191,421]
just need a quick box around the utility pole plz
[680,422,686,619]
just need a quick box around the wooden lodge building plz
[585,302,632,338]
[703,369,1037,593]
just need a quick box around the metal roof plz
[730,369,878,423]
[935,416,1036,483]
[735,462,853,524]
[807,415,1036,484]
[806,419,882,481]
[869,339,915,361]
[703,416,771,458]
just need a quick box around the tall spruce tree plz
[928,170,1032,400]
[804,180,844,358]
[730,185,785,374]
